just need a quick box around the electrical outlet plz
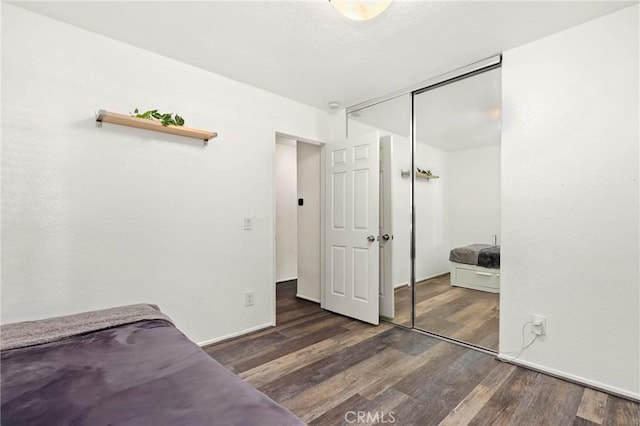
[531,315,546,336]
[243,216,253,230]
[244,291,255,307]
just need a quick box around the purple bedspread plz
[1,320,304,426]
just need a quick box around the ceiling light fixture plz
[328,101,342,110]
[489,107,502,119]
[329,0,393,21]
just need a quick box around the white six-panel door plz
[325,132,380,325]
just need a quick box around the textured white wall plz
[501,5,639,398]
[414,143,450,281]
[275,138,298,282]
[448,145,501,249]
[390,134,411,288]
[296,142,322,302]
[1,5,329,344]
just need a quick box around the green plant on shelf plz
[416,168,433,176]
[131,108,185,127]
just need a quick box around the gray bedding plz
[1,305,304,426]
[478,245,500,269]
[0,303,172,351]
[449,244,500,269]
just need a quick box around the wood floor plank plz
[576,388,609,425]
[203,331,289,370]
[373,325,441,356]
[203,307,328,355]
[602,396,640,426]
[439,363,517,426]
[449,314,497,347]
[307,393,370,426]
[240,322,393,388]
[393,274,499,351]
[232,324,352,373]
[397,349,500,424]
[278,314,353,338]
[508,372,584,426]
[257,328,400,402]
[468,368,541,426]
[359,341,449,400]
[283,348,411,423]
[308,389,407,426]
[417,293,476,322]
[447,296,497,325]
[205,280,639,426]
[310,389,408,426]
[352,388,409,426]
[277,302,323,323]
[392,342,468,396]
[414,288,466,317]
[573,417,601,426]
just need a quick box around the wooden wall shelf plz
[95,110,217,145]
[417,172,440,180]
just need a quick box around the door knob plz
[367,235,376,242]
[382,234,390,241]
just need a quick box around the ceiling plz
[348,67,500,152]
[415,67,502,151]
[11,1,635,110]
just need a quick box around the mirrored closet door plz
[412,67,502,351]
[345,59,501,352]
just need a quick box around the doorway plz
[274,135,323,323]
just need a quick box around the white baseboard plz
[276,277,297,284]
[417,271,450,282]
[393,272,449,289]
[197,321,274,347]
[497,354,640,402]
[296,293,320,303]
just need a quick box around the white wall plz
[449,145,501,248]
[1,5,329,344]
[390,134,411,288]
[275,137,298,282]
[296,142,321,302]
[414,143,450,281]
[501,4,639,398]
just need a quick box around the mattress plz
[1,304,304,426]
[449,244,500,269]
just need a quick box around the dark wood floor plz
[393,274,499,351]
[203,281,639,426]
